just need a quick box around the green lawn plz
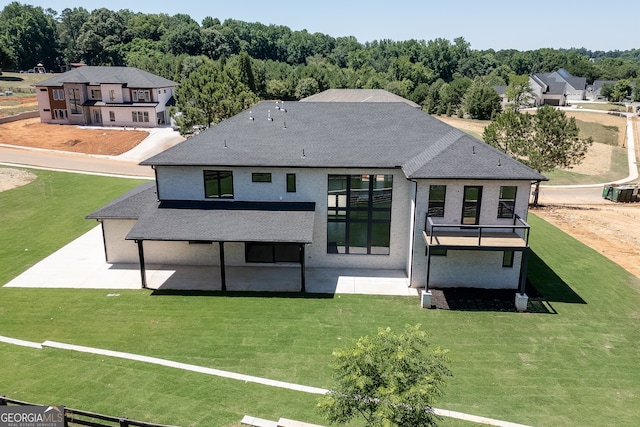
[0,167,145,284]
[0,71,51,94]
[1,169,640,426]
[569,102,627,112]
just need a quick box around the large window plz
[498,186,517,218]
[327,174,393,255]
[245,242,300,263]
[204,170,233,198]
[67,88,81,114]
[132,111,149,123]
[428,185,446,217]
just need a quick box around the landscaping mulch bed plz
[428,281,549,313]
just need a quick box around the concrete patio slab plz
[4,226,419,297]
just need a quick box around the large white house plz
[35,66,178,127]
[87,100,546,306]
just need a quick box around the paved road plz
[0,126,184,178]
[0,145,154,177]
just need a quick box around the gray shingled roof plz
[143,101,545,181]
[126,204,315,243]
[35,66,178,88]
[301,89,421,108]
[86,182,157,219]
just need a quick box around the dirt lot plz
[0,117,148,155]
[0,110,639,280]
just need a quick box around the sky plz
[8,0,640,52]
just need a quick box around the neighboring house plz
[87,100,546,305]
[529,68,586,106]
[586,80,618,101]
[35,66,178,127]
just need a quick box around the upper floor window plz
[428,185,446,217]
[132,89,151,102]
[67,88,81,114]
[287,173,296,192]
[327,174,393,255]
[90,89,102,100]
[109,90,115,101]
[498,186,517,218]
[204,170,234,198]
[252,173,272,183]
[52,89,64,101]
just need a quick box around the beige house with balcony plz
[35,66,177,127]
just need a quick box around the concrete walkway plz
[0,335,532,427]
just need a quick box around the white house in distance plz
[87,99,546,308]
[35,66,178,127]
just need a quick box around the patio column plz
[518,248,530,294]
[136,240,147,289]
[219,241,227,291]
[425,246,432,290]
[300,244,306,292]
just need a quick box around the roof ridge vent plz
[249,111,254,120]
[268,110,273,121]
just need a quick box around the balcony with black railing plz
[424,215,530,251]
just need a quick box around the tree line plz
[3,2,640,133]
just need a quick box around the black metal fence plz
[0,396,182,427]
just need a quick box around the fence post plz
[0,395,6,405]
[119,418,129,427]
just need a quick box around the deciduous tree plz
[505,74,535,111]
[318,324,451,427]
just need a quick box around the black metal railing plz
[425,214,530,247]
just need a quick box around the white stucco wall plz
[410,179,532,289]
[102,219,139,263]
[36,88,51,122]
[153,166,413,271]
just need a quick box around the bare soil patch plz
[0,117,148,155]
[533,203,640,279]
[0,168,36,192]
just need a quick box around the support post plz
[519,248,530,294]
[219,241,226,291]
[300,244,306,292]
[425,246,432,290]
[136,240,147,289]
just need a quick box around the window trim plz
[203,170,234,199]
[498,186,517,219]
[503,251,514,268]
[252,172,272,183]
[327,174,393,255]
[245,242,301,263]
[427,185,446,217]
[52,88,65,101]
[286,173,296,192]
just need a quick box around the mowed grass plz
[0,71,51,93]
[0,167,145,284]
[1,170,640,426]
